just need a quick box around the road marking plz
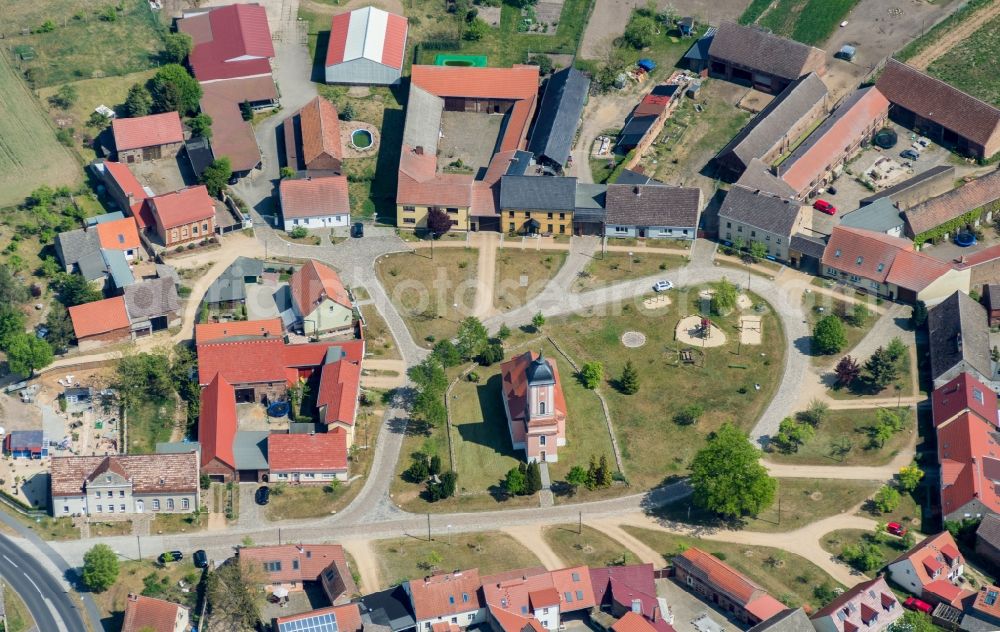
[24,572,42,595]
[3,554,18,568]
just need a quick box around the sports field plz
[0,54,79,207]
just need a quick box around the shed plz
[3,431,47,459]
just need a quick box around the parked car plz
[904,597,933,615]
[351,222,364,238]
[158,550,184,564]
[900,149,920,160]
[255,486,270,506]
[653,280,673,292]
[813,199,837,215]
[887,522,907,537]
[193,550,208,569]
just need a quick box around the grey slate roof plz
[402,85,444,154]
[735,158,797,197]
[156,440,202,456]
[499,175,577,211]
[528,67,590,168]
[682,27,715,63]
[605,183,701,228]
[708,21,824,81]
[204,257,263,304]
[977,513,1000,550]
[55,228,101,269]
[574,184,607,224]
[715,73,827,170]
[839,198,905,234]
[859,165,955,207]
[718,185,802,237]
[84,211,125,227]
[927,291,993,384]
[76,250,110,282]
[747,608,810,632]
[986,285,1000,311]
[615,169,656,186]
[789,232,826,259]
[232,430,269,470]
[618,114,657,149]
[123,277,180,321]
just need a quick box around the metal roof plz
[499,175,577,211]
[839,198,905,233]
[528,67,591,168]
[102,249,135,289]
[232,430,270,470]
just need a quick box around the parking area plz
[656,579,741,632]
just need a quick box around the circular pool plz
[351,129,373,149]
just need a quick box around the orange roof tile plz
[122,594,187,632]
[280,176,350,219]
[50,453,198,497]
[745,595,788,621]
[102,161,149,214]
[884,249,954,292]
[112,112,184,152]
[69,296,130,339]
[675,548,762,605]
[299,97,343,165]
[267,430,348,472]
[932,372,999,428]
[150,185,215,230]
[397,148,474,207]
[318,359,361,426]
[199,374,237,470]
[612,612,659,632]
[823,226,953,292]
[499,351,567,436]
[409,569,484,620]
[938,412,1000,516]
[290,260,352,317]
[196,318,284,343]
[240,544,356,592]
[95,217,142,251]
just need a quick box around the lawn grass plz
[827,350,914,400]
[0,53,81,208]
[623,526,845,607]
[766,408,914,466]
[93,559,200,630]
[493,249,567,311]
[372,532,544,588]
[3,585,34,632]
[4,0,167,88]
[543,524,634,567]
[857,486,925,532]
[375,248,479,346]
[152,512,208,535]
[264,484,352,520]
[757,0,860,46]
[126,397,177,454]
[360,304,402,360]
[545,287,784,490]
[571,253,687,292]
[88,520,134,537]
[820,528,909,574]
[927,11,1000,108]
[649,478,880,533]
[802,296,877,365]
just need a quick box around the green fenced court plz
[434,54,488,67]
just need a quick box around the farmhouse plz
[121,594,190,632]
[591,564,672,630]
[281,96,344,175]
[927,291,994,389]
[775,86,890,199]
[714,72,828,180]
[273,604,364,632]
[936,399,1000,521]
[617,84,679,153]
[111,112,184,164]
[932,372,999,430]
[55,216,143,289]
[528,67,591,172]
[279,176,351,231]
[123,277,182,337]
[3,431,47,459]
[604,183,702,240]
[203,257,264,309]
[49,452,200,517]
[876,59,1000,160]
[500,351,567,463]
[887,532,968,607]
[325,6,408,85]
[239,543,357,604]
[92,160,151,218]
[147,185,217,247]
[481,566,596,632]
[706,21,825,94]
[903,168,1000,243]
[672,548,785,626]
[404,569,486,631]
[499,176,577,235]
[718,185,810,263]
[838,198,906,238]
[289,260,355,336]
[268,431,350,483]
[810,577,902,632]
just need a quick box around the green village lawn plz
[802,295,877,366]
[543,525,635,568]
[766,407,914,466]
[820,528,910,574]
[749,0,860,46]
[493,249,567,311]
[572,253,687,292]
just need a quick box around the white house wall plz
[284,214,350,231]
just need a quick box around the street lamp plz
[628,251,633,272]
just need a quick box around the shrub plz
[289,226,309,239]
[579,362,603,389]
[673,404,704,426]
[812,315,847,355]
[873,485,901,513]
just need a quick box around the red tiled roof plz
[924,579,970,607]
[528,588,560,608]
[745,595,787,622]
[150,185,215,231]
[267,430,348,472]
[780,87,889,194]
[409,570,484,620]
[102,161,149,214]
[199,86,263,173]
[112,112,183,152]
[275,604,363,632]
[382,12,408,70]
[676,548,760,605]
[812,577,901,625]
[410,65,539,153]
[932,372,999,428]
[904,168,1000,237]
[181,4,275,82]
[397,148,474,207]
[823,226,952,292]
[299,97,343,166]
[612,612,660,632]
[938,412,1000,516]
[197,337,288,385]
[196,318,284,343]
[199,374,237,470]
[69,297,130,339]
[889,532,963,590]
[122,594,187,632]
[884,249,954,292]
[285,339,365,367]
[280,176,350,220]
[95,217,141,251]
[499,351,567,433]
[240,544,354,587]
[290,260,352,317]
[953,243,1000,269]
[135,199,156,230]
[484,566,596,630]
[318,359,361,426]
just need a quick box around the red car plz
[887,522,907,537]
[813,199,837,215]
[904,597,933,614]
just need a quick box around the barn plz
[325,7,408,85]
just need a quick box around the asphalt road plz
[0,534,87,632]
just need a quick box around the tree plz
[427,207,452,238]
[580,362,604,389]
[164,32,193,63]
[409,357,448,393]
[54,270,102,306]
[464,17,489,40]
[6,333,53,377]
[82,544,119,592]
[207,558,265,631]
[527,54,554,75]
[910,301,928,328]
[565,466,587,494]
[864,346,899,390]
[597,455,613,487]
[898,465,924,493]
[289,226,309,239]
[124,83,153,117]
[44,303,74,352]
[624,14,657,48]
[497,324,511,340]
[886,337,907,362]
[240,100,254,121]
[479,343,505,366]
[813,315,847,355]
[851,302,870,327]
[280,166,296,179]
[840,541,884,572]
[87,111,111,130]
[619,360,639,395]
[873,485,901,513]
[504,467,527,495]
[0,306,26,346]
[49,84,78,110]
[673,403,704,426]
[339,103,356,122]
[432,340,462,367]
[689,423,776,519]
[586,455,599,490]
[771,417,813,453]
[456,317,488,360]
[426,470,458,501]
[188,113,212,139]
[797,399,829,426]
[429,454,442,477]
[888,611,938,632]
[710,278,737,316]
[149,64,202,115]
[0,265,28,305]
[404,453,430,482]
[834,355,860,388]
[526,461,542,494]
[531,312,545,331]
[114,352,174,407]
[748,241,768,262]
[200,157,232,197]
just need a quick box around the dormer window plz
[876,263,884,272]
[834,249,841,257]
[449,596,455,605]
[856,256,863,265]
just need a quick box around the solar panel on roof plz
[277,612,339,632]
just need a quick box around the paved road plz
[0,534,87,632]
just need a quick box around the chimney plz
[127,192,135,206]
[415,146,424,156]
[634,186,641,196]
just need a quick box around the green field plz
[766,408,914,466]
[4,0,166,88]
[0,54,80,207]
[127,398,177,454]
[897,0,993,62]
[754,0,860,46]
[927,12,1000,107]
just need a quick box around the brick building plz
[112,112,184,164]
[147,186,217,247]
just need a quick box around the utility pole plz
[136,535,142,561]
[578,511,582,535]
[427,513,432,541]
[279,528,282,545]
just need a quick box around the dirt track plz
[906,0,1000,69]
